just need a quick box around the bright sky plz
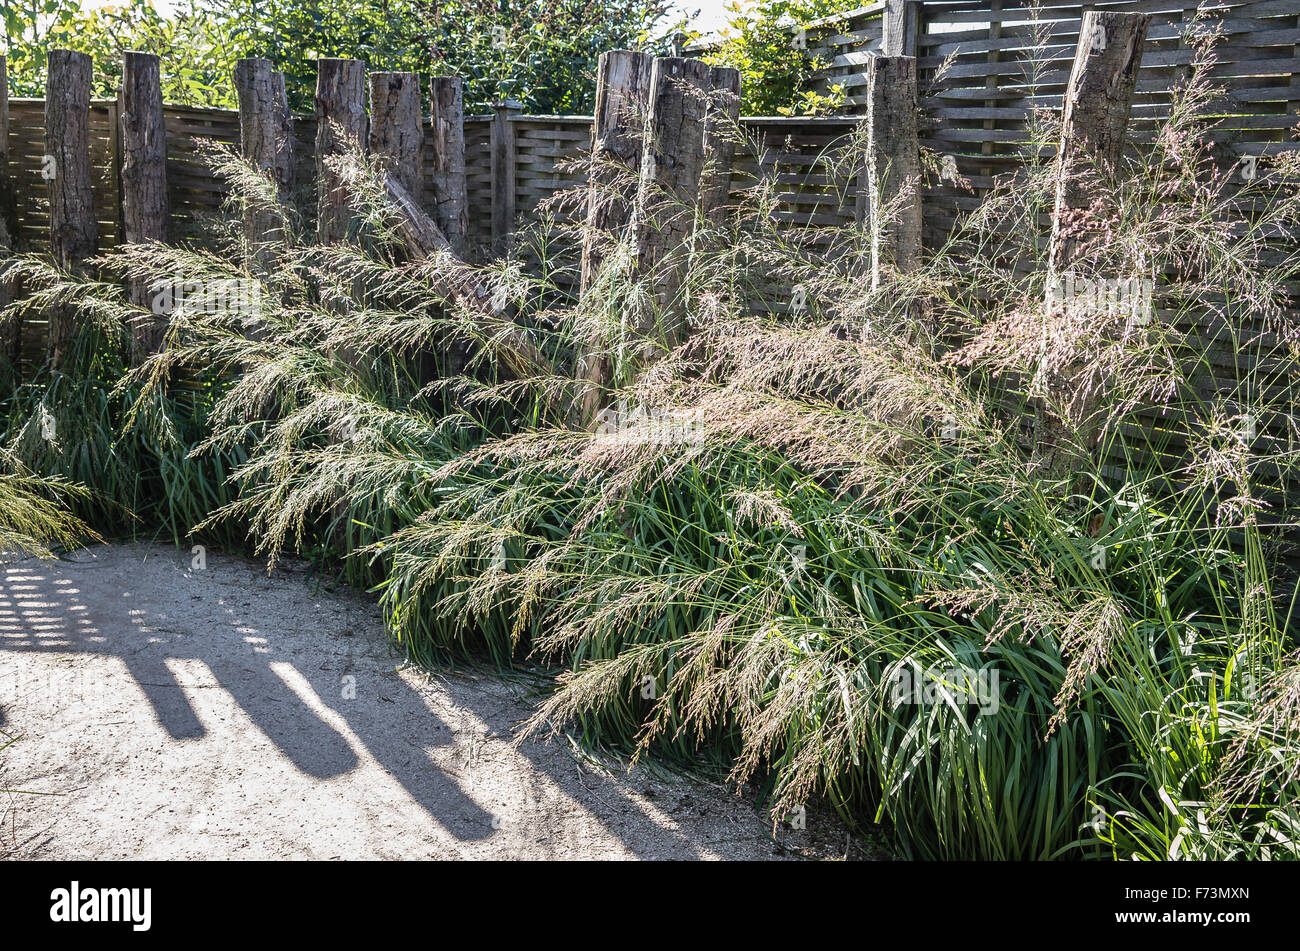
[673,0,745,37]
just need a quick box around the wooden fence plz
[4,2,1294,252]
[789,0,1300,237]
[2,1,1296,351]
[4,99,864,336]
[700,0,1298,493]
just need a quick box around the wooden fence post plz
[315,58,367,245]
[120,50,168,359]
[490,99,521,251]
[0,54,19,365]
[46,49,97,369]
[233,58,294,269]
[631,56,713,346]
[862,54,922,291]
[579,50,654,295]
[428,76,469,257]
[882,0,921,57]
[1037,10,1150,479]
[368,71,422,196]
[574,49,655,424]
[1048,10,1151,272]
[0,55,15,253]
[699,65,742,225]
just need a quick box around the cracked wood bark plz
[120,50,169,359]
[574,49,654,425]
[0,55,19,367]
[864,54,922,292]
[699,65,741,226]
[1048,10,1150,273]
[46,49,97,369]
[579,49,654,295]
[428,76,469,257]
[579,55,739,425]
[1038,10,1150,480]
[631,56,713,351]
[315,58,368,245]
[234,58,294,271]
[369,72,422,196]
[427,76,471,380]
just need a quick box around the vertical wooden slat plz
[120,50,168,358]
[882,0,919,57]
[315,58,368,245]
[491,100,521,251]
[700,65,742,226]
[46,49,98,368]
[428,76,469,257]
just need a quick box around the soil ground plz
[0,543,872,860]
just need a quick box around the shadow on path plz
[0,545,774,858]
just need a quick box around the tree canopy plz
[1,0,671,112]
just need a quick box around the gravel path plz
[0,543,858,860]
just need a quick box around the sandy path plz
[0,543,856,860]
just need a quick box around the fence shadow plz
[0,544,730,858]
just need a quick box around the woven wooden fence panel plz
[462,115,494,253]
[904,1,1298,483]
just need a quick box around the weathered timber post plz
[428,76,469,257]
[1048,10,1150,272]
[120,50,169,359]
[370,71,433,381]
[699,65,742,225]
[315,58,368,244]
[46,49,97,368]
[578,56,739,423]
[0,55,16,253]
[579,51,654,294]
[573,50,654,425]
[631,56,713,347]
[1037,10,1150,479]
[881,0,921,57]
[233,58,294,268]
[0,54,19,365]
[490,99,521,252]
[861,55,922,291]
[368,72,422,195]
